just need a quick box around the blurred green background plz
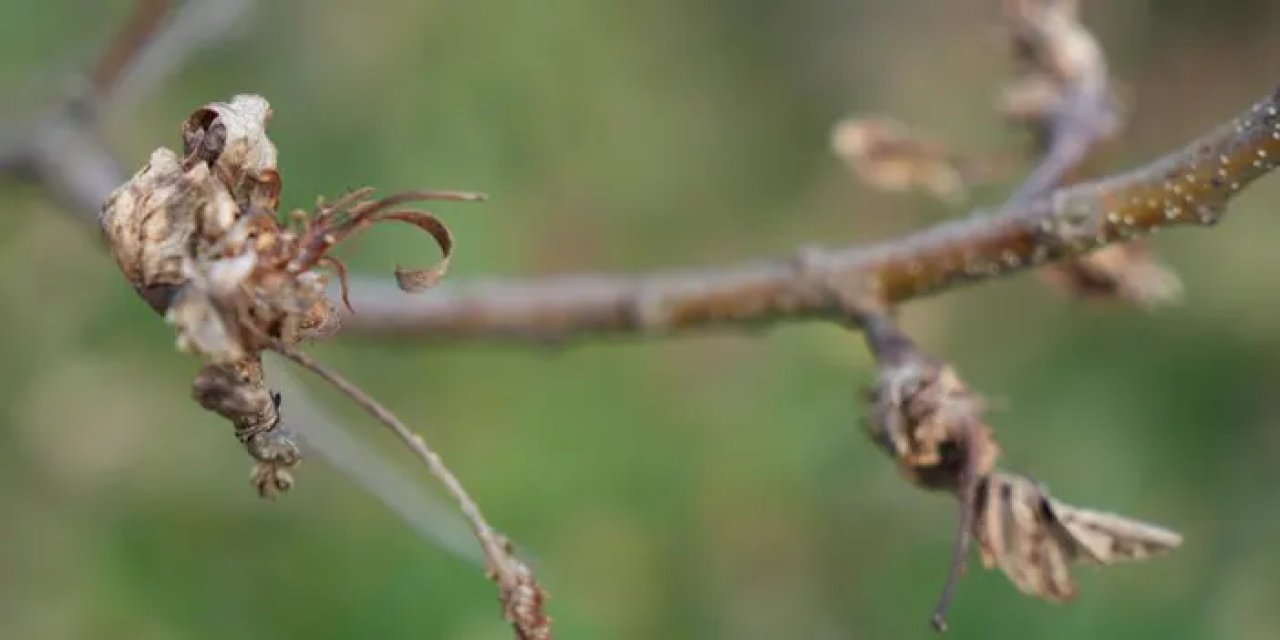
[3,1,1280,638]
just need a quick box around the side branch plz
[342,87,1280,342]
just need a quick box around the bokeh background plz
[3,1,1280,638]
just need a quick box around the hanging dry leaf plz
[974,472,1182,602]
[1040,242,1183,308]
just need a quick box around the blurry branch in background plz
[0,0,490,571]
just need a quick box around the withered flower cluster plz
[100,95,472,496]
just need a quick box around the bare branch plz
[272,343,552,640]
[339,86,1280,342]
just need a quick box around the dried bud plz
[102,95,480,496]
[1003,0,1101,86]
[862,315,1000,492]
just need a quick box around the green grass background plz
[2,1,1280,638]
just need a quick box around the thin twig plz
[272,342,552,639]
[930,429,980,633]
[264,362,485,567]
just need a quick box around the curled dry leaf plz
[100,94,477,495]
[1041,242,1183,308]
[974,472,1182,602]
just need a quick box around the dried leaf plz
[290,189,478,298]
[100,147,240,297]
[383,211,454,292]
[1041,242,1183,308]
[974,472,1182,602]
[832,116,967,203]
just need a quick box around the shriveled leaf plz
[832,116,966,202]
[182,94,279,207]
[1041,241,1183,308]
[974,472,1181,602]
[380,211,455,293]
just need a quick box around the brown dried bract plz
[831,117,970,204]
[1040,242,1183,308]
[974,472,1182,602]
[100,94,475,496]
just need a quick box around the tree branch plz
[338,86,1280,342]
